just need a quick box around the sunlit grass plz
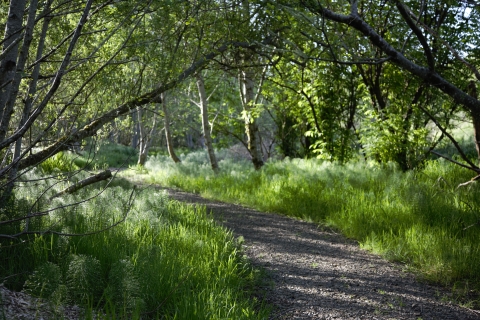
[0,170,269,319]
[140,151,480,306]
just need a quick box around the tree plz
[136,105,160,166]
[271,0,480,174]
[195,71,219,172]
[1,0,96,205]
[0,0,273,236]
[161,92,181,163]
[6,0,480,238]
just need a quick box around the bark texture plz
[468,81,480,163]
[161,93,181,163]
[239,69,264,170]
[0,0,28,141]
[196,72,219,173]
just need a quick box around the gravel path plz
[158,186,480,320]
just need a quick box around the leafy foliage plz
[39,152,80,174]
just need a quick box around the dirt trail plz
[158,186,480,320]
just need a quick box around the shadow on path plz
[158,186,480,320]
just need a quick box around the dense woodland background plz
[1,0,480,318]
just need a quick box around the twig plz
[456,174,480,190]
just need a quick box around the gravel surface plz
[159,186,480,320]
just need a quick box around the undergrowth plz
[139,150,480,308]
[0,169,268,319]
[39,139,138,173]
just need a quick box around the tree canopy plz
[2,0,480,231]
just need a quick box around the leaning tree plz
[271,0,480,176]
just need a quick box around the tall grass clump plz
[0,171,268,319]
[39,151,81,174]
[72,139,138,170]
[143,150,480,305]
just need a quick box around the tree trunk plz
[131,108,139,149]
[1,0,94,209]
[196,72,219,173]
[161,92,181,163]
[0,0,28,142]
[0,0,93,154]
[136,107,146,165]
[4,0,50,203]
[239,69,264,170]
[0,0,27,100]
[468,81,480,163]
[137,104,159,166]
[1,0,39,146]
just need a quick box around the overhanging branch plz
[50,169,112,200]
[12,38,276,171]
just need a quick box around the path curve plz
[158,186,480,320]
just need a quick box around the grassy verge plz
[138,151,480,308]
[38,140,138,174]
[0,170,269,319]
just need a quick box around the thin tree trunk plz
[238,0,264,170]
[0,0,93,154]
[468,81,480,163]
[0,0,93,179]
[0,0,39,146]
[131,108,139,149]
[239,69,264,170]
[136,106,146,165]
[161,92,181,163]
[0,0,28,141]
[4,0,51,202]
[137,105,159,166]
[196,72,219,173]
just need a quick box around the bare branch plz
[394,0,435,70]
[417,104,479,171]
[1,188,136,239]
[404,5,480,81]
[297,1,480,115]
[431,151,479,173]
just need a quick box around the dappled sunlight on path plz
[157,186,480,320]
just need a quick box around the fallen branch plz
[50,169,112,199]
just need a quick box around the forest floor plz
[158,185,480,320]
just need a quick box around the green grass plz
[84,140,137,169]
[38,140,138,175]
[0,170,269,319]
[139,151,480,307]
